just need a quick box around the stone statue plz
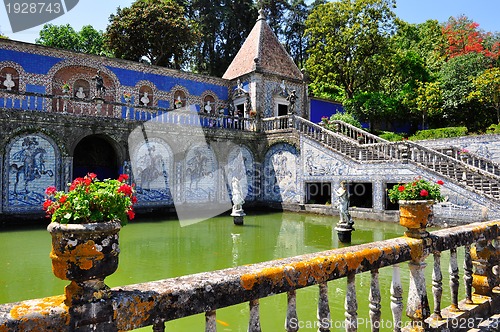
[286,89,297,115]
[92,70,105,97]
[231,177,245,214]
[3,73,15,91]
[76,86,86,99]
[336,181,353,227]
[140,92,150,106]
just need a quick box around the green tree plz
[413,81,443,129]
[283,0,309,68]
[105,0,200,69]
[304,0,397,99]
[439,52,492,130]
[184,0,256,76]
[468,67,500,124]
[36,24,108,55]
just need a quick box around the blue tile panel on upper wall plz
[107,66,229,100]
[0,49,62,74]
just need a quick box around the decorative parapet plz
[1,220,499,331]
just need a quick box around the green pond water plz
[0,211,463,331]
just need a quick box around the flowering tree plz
[442,15,500,61]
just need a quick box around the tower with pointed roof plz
[223,9,307,120]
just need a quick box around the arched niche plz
[1,67,19,92]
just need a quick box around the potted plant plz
[62,81,71,94]
[43,173,136,304]
[123,92,132,103]
[388,177,444,237]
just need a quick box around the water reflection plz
[0,211,409,331]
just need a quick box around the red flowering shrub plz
[43,173,136,225]
[388,177,444,203]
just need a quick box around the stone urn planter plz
[398,200,433,238]
[47,221,121,305]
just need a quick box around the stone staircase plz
[276,116,500,203]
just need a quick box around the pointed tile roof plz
[222,10,303,81]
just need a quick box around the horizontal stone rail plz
[0,90,256,132]
[1,220,499,331]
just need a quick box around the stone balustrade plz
[0,89,256,132]
[1,219,499,331]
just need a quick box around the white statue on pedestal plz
[140,92,150,106]
[76,86,86,99]
[231,177,245,216]
[3,73,15,91]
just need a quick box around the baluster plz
[449,248,459,311]
[464,244,473,304]
[345,273,357,332]
[285,289,299,332]
[248,299,262,332]
[406,254,430,330]
[391,264,403,332]
[431,252,443,319]
[317,282,330,332]
[205,310,217,332]
[471,239,497,296]
[369,269,381,332]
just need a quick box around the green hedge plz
[487,124,500,134]
[409,127,468,140]
[378,131,405,141]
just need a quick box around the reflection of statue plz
[76,86,86,99]
[336,182,353,227]
[92,70,105,97]
[140,92,150,106]
[231,177,245,214]
[3,73,15,91]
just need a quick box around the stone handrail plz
[328,120,388,144]
[435,146,500,178]
[0,89,256,132]
[1,220,499,331]
[282,116,500,201]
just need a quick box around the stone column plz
[471,239,497,296]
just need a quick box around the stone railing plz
[1,219,500,331]
[277,116,500,201]
[435,146,500,178]
[0,89,256,132]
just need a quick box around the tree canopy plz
[105,0,199,69]
[36,24,108,55]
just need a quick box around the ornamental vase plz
[47,221,121,282]
[398,200,433,238]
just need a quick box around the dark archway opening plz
[385,182,399,210]
[306,182,331,204]
[73,136,118,180]
[347,182,373,208]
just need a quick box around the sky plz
[0,0,499,44]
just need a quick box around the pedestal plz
[231,209,245,226]
[335,225,354,243]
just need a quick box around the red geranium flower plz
[420,189,429,197]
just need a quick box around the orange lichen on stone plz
[50,240,104,279]
[405,238,425,262]
[115,295,156,331]
[10,295,68,321]
[240,246,388,290]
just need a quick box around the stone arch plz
[135,80,157,107]
[47,61,119,97]
[172,85,189,109]
[129,138,174,205]
[72,134,121,180]
[227,145,256,201]
[3,133,59,212]
[263,143,300,203]
[0,61,25,92]
[184,143,218,202]
[200,90,221,115]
